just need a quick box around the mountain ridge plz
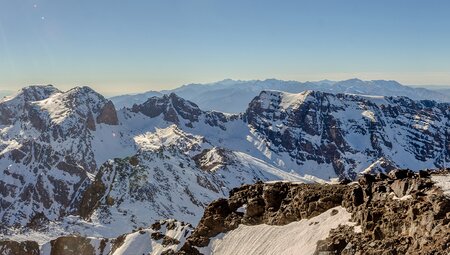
[111,78,450,112]
[0,84,449,252]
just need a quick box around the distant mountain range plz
[110,78,450,113]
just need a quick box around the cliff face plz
[179,169,450,254]
[245,90,450,179]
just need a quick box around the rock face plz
[245,90,450,179]
[97,101,119,125]
[180,170,450,254]
[316,170,450,255]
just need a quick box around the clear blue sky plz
[0,0,449,95]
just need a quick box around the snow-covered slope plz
[111,78,450,113]
[199,206,353,255]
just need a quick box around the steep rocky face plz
[245,90,450,179]
[97,101,119,126]
[179,169,450,254]
[0,86,119,227]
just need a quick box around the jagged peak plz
[131,93,203,123]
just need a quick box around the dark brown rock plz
[50,236,95,255]
[96,101,118,125]
[0,240,39,255]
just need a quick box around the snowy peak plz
[130,93,238,130]
[1,85,60,103]
[131,93,202,125]
[0,85,61,125]
[0,85,119,226]
[33,85,118,129]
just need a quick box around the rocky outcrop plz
[131,93,237,129]
[96,101,119,125]
[78,174,106,220]
[0,240,39,255]
[50,236,95,255]
[316,170,450,255]
[180,169,450,254]
[181,181,350,250]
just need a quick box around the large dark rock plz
[96,101,118,125]
[50,236,95,255]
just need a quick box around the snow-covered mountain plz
[111,78,450,113]
[0,85,119,226]
[1,85,449,248]
[245,90,450,179]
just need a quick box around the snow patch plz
[201,206,354,255]
[431,174,450,197]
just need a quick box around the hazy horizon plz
[1,77,450,98]
[1,1,450,94]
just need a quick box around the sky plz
[0,0,450,95]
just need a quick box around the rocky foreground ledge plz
[1,169,449,255]
[179,169,450,255]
